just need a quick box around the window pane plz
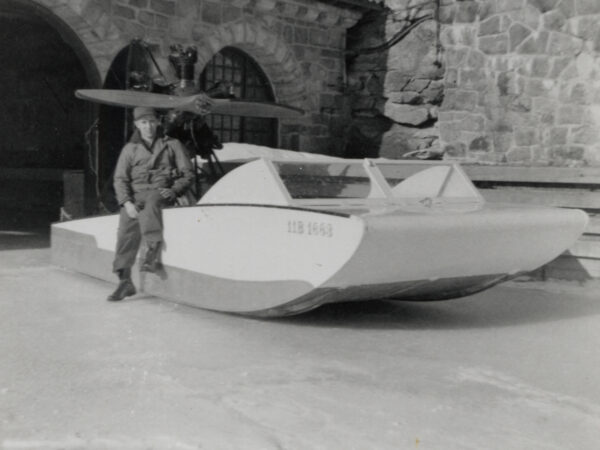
[199,47,277,147]
[273,162,372,199]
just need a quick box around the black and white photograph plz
[1,0,599,448]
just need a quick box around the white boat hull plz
[51,202,587,316]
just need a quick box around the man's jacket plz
[113,132,194,206]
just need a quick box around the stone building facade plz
[438,0,600,166]
[25,0,374,157]
[349,0,600,166]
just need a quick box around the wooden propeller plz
[75,89,304,119]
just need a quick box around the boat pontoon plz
[51,158,588,316]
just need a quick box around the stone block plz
[509,23,533,50]
[496,69,520,97]
[445,68,458,88]
[294,27,308,44]
[544,126,568,145]
[255,0,277,11]
[317,11,339,27]
[175,0,196,18]
[547,32,583,56]
[518,30,549,53]
[493,131,514,153]
[515,127,538,145]
[438,4,455,24]
[310,28,328,47]
[460,113,486,132]
[444,89,479,111]
[114,5,135,19]
[439,122,462,142]
[456,1,479,23]
[150,0,175,16]
[524,77,553,98]
[422,81,445,104]
[385,71,411,91]
[138,10,155,26]
[558,0,576,18]
[569,82,590,105]
[457,25,478,46]
[445,48,469,68]
[277,2,299,17]
[467,50,486,69]
[460,68,488,90]
[479,35,509,54]
[557,105,584,124]
[444,142,467,157]
[387,91,421,105]
[506,146,533,162]
[549,145,585,161]
[575,0,600,14]
[528,0,560,13]
[549,56,570,77]
[404,78,430,93]
[511,3,544,30]
[171,18,192,40]
[113,17,145,37]
[155,14,168,29]
[478,16,502,36]
[245,22,257,44]
[508,95,532,112]
[531,56,551,77]
[130,0,148,8]
[571,125,599,145]
[229,0,251,7]
[497,0,528,12]
[469,135,492,151]
[202,2,222,25]
[542,10,566,31]
[231,22,245,43]
[222,5,241,22]
[384,102,430,126]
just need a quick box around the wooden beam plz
[462,164,600,186]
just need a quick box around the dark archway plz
[0,0,96,232]
[199,47,278,147]
[97,42,159,212]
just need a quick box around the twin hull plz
[51,203,587,316]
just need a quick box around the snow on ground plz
[1,246,600,449]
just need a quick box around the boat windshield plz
[272,162,372,199]
[200,158,483,206]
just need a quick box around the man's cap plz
[133,106,157,121]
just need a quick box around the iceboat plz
[51,158,588,316]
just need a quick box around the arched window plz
[199,47,277,147]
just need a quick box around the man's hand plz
[124,201,138,219]
[159,188,177,201]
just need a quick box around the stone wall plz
[31,0,364,155]
[345,0,444,159]
[439,0,600,166]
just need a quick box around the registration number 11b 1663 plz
[287,220,333,238]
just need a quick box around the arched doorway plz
[0,0,95,233]
[199,47,278,147]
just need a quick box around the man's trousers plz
[112,189,169,273]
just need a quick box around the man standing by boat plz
[107,106,194,301]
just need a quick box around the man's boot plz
[107,269,136,301]
[141,241,162,273]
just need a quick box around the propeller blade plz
[188,99,304,119]
[75,89,186,109]
[76,89,304,119]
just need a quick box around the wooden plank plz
[479,187,600,210]
[462,164,600,185]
